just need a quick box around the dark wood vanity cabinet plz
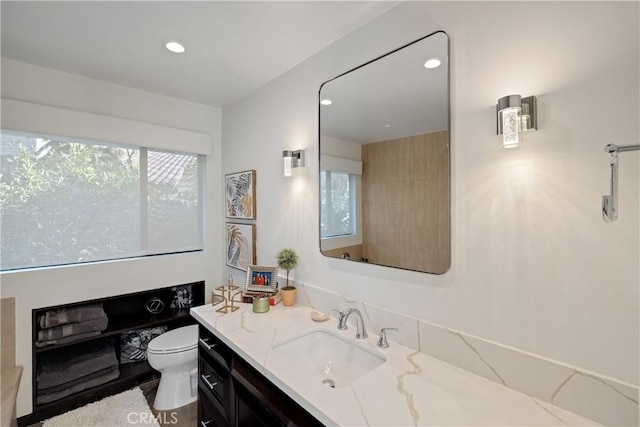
[198,325,324,427]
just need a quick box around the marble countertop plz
[191,303,599,426]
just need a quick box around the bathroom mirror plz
[319,31,450,274]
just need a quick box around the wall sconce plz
[283,149,305,177]
[497,95,537,148]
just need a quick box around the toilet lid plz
[147,324,198,354]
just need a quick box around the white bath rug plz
[42,387,160,426]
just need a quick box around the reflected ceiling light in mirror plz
[424,59,441,69]
[320,99,333,106]
[496,95,537,148]
[283,149,305,177]
[165,41,185,53]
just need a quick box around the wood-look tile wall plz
[361,130,449,272]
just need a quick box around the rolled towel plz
[37,316,108,342]
[38,339,117,390]
[36,366,120,405]
[38,303,106,329]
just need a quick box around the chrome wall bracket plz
[602,143,640,222]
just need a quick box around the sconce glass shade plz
[283,149,305,177]
[501,105,522,148]
[497,95,537,148]
[498,95,522,148]
[283,150,293,177]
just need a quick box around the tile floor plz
[27,379,197,427]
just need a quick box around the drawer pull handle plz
[201,374,220,390]
[199,338,218,351]
[201,420,213,427]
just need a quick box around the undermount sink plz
[271,329,385,387]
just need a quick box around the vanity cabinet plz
[198,325,324,427]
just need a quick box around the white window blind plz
[0,131,204,271]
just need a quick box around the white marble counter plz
[191,303,599,426]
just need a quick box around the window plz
[0,131,204,271]
[320,170,356,238]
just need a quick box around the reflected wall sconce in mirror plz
[497,95,537,148]
[283,149,305,177]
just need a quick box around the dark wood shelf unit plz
[19,281,204,427]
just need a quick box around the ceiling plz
[1,1,398,109]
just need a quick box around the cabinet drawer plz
[198,385,229,427]
[199,355,227,405]
[199,326,231,370]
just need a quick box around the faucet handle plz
[377,327,398,348]
[333,309,348,330]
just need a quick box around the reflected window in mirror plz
[319,31,450,274]
[320,170,356,238]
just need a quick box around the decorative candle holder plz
[213,285,242,313]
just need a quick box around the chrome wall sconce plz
[497,95,537,148]
[283,149,305,177]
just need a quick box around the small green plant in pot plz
[276,248,299,306]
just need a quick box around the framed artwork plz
[225,170,256,219]
[169,284,193,309]
[245,265,278,293]
[226,223,256,271]
[120,326,168,364]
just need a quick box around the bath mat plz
[42,387,160,426]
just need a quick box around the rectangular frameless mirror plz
[319,31,450,274]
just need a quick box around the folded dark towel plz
[38,303,106,329]
[36,366,120,405]
[37,316,108,341]
[37,365,119,394]
[38,339,117,390]
[35,330,102,348]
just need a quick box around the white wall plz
[222,0,639,388]
[0,59,224,416]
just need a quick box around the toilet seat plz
[147,324,198,355]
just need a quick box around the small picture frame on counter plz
[244,265,278,293]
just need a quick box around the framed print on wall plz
[225,170,256,219]
[226,223,256,271]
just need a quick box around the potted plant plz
[276,248,299,306]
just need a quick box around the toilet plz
[147,324,198,410]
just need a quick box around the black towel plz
[37,316,108,341]
[36,366,120,405]
[35,330,102,348]
[38,339,117,390]
[38,303,106,329]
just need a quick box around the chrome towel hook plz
[602,143,640,222]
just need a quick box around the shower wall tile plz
[294,281,639,426]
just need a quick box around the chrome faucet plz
[334,308,368,339]
[376,327,398,348]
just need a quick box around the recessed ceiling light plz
[320,99,332,106]
[424,59,441,69]
[165,41,185,54]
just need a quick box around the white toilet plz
[147,324,198,410]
